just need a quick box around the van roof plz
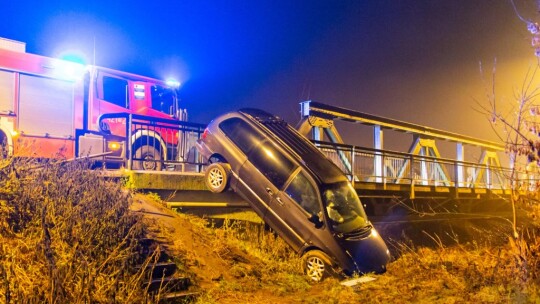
[239,108,347,184]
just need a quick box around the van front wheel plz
[302,250,333,282]
[205,163,230,193]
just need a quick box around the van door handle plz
[265,187,273,195]
[276,197,284,206]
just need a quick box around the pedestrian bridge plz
[296,101,520,200]
[316,140,512,199]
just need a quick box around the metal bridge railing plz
[98,113,206,171]
[314,140,515,190]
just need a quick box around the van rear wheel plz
[302,250,333,282]
[205,163,230,193]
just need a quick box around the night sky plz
[1,0,538,151]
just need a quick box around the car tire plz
[302,250,334,282]
[205,162,230,193]
[133,145,162,171]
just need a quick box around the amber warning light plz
[108,141,122,151]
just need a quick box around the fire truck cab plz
[0,37,182,169]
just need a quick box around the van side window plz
[219,118,263,155]
[285,171,320,216]
[103,76,128,108]
[249,140,296,189]
[219,117,296,189]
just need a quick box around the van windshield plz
[322,182,369,234]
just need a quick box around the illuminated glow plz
[166,79,181,88]
[10,130,18,137]
[370,228,379,238]
[107,141,122,151]
[264,148,275,159]
[54,60,86,80]
[60,53,86,65]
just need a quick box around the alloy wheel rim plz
[209,168,224,188]
[306,257,325,281]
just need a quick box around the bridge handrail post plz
[127,114,133,170]
[487,163,492,189]
[409,154,415,199]
[454,160,459,198]
[351,145,355,186]
[382,151,386,189]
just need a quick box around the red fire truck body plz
[0,38,181,169]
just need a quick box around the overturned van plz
[196,109,390,281]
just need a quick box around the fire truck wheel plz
[0,136,7,159]
[133,145,162,171]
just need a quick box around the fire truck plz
[0,37,193,170]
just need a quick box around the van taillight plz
[202,128,209,140]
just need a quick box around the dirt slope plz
[130,194,356,303]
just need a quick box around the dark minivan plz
[196,109,390,281]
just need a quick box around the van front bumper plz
[342,228,390,275]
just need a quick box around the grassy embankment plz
[0,158,152,303]
[1,157,540,303]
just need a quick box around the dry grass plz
[182,205,540,303]
[351,236,540,303]
[0,157,152,303]
[2,156,540,303]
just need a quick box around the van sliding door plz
[238,138,302,249]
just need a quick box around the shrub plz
[0,158,150,303]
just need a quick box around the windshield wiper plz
[343,224,373,239]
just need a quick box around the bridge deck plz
[110,170,512,201]
[354,181,511,199]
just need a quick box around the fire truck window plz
[151,86,175,115]
[103,76,128,108]
[0,71,14,112]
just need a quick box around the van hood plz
[341,228,390,274]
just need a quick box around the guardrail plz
[93,114,539,193]
[98,113,206,171]
[312,140,529,191]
